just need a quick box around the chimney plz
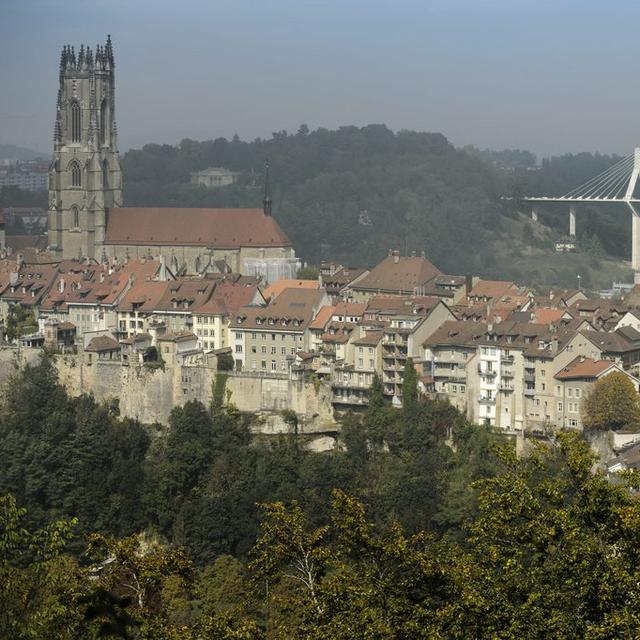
[58,277,65,293]
[99,272,105,283]
[16,252,23,270]
[392,250,400,264]
[465,274,473,295]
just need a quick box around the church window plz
[102,159,109,189]
[70,161,81,187]
[72,205,79,228]
[71,101,81,143]
[100,99,108,145]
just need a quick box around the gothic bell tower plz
[48,35,122,259]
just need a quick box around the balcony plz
[499,383,514,392]
[478,365,497,377]
[524,387,535,397]
[501,355,514,365]
[524,372,536,383]
[332,394,368,406]
[478,396,496,405]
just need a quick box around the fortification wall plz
[48,354,338,437]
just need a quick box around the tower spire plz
[263,159,272,216]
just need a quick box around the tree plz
[0,494,85,639]
[401,357,418,414]
[582,371,640,431]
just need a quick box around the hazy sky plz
[2,0,639,157]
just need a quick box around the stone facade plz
[48,38,122,260]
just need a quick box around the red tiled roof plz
[309,305,336,330]
[536,308,567,325]
[554,357,615,380]
[263,278,319,301]
[105,208,291,248]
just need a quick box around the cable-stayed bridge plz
[516,147,640,282]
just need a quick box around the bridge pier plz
[569,206,576,237]
[632,209,640,284]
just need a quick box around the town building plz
[190,167,240,188]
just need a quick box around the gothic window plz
[70,161,81,187]
[71,101,81,143]
[102,159,109,189]
[72,205,79,229]
[100,98,108,145]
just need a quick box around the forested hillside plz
[1,126,632,288]
[121,126,632,287]
[5,357,640,637]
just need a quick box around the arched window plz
[102,159,109,189]
[71,205,79,229]
[70,161,81,187]
[71,101,81,143]
[100,98,108,146]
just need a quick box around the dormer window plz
[256,318,262,325]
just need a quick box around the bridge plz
[516,147,640,283]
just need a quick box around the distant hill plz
[0,144,49,161]
[119,125,630,289]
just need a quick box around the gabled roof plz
[350,254,441,293]
[105,207,291,248]
[263,278,319,301]
[231,288,327,331]
[309,305,336,330]
[554,357,616,380]
[85,335,120,352]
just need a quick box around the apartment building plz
[554,357,640,430]
[230,287,330,372]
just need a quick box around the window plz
[71,205,79,228]
[235,345,242,353]
[291,348,296,355]
[70,100,81,142]
[557,402,563,412]
[281,347,286,355]
[271,346,276,354]
[261,346,266,354]
[251,346,257,354]
[541,383,546,391]
[261,360,266,369]
[70,161,81,187]
[556,385,561,396]
[102,159,109,189]
[100,98,108,145]
[252,333,256,339]
[575,389,581,398]
[271,360,277,371]
[540,369,546,377]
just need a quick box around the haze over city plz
[2,0,640,156]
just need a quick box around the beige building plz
[190,167,240,188]
[230,288,330,372]
[554,357,640,430]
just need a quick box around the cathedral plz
[47,36,299,281]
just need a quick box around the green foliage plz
[0,355,150,542]
[5,304,37,341]
[217,352,235,371]
[296,265,319,280]
[582,371,640,431]
[401,357,418,414]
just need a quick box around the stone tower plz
[48,36,122,259]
